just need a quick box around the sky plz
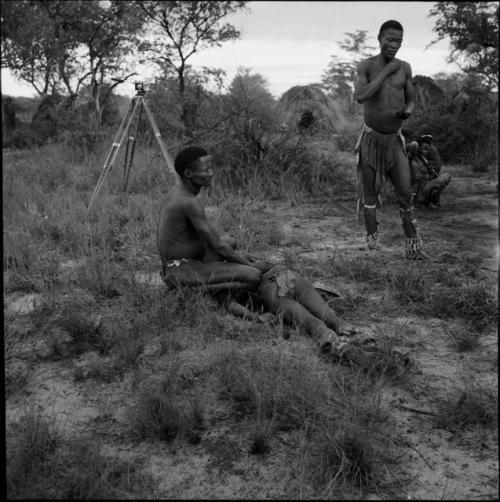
[1,1,458,99]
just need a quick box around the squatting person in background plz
[408,134,451,209]
[354,19,428,260]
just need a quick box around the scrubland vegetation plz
[3,1,498,499]
[4,114,498,498]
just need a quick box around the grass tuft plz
[6,404,156,498]
[128,365,206,443]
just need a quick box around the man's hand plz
[384,60,401,75]
[397,109,412,120]
[251,260,275,273]
[257,313,275,324]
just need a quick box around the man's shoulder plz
[358,56,377,69]
[397,59,412,73]
[161,187,199,211]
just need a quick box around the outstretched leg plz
[292,274,346,333]
[260,281,340,351]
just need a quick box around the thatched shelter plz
[276,85,349,133]
[411,75,445,110]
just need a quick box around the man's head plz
[417,135,433,155]
[378,20,403,60]
[174,146,213,186]
[419,134,433,145]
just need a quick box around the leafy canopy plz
[429,1,499,89]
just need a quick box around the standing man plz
[354,20,427,260]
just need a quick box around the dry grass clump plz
[218,345,403,495]
[428,282,497,331]
[128,364,206,444]
[386,266,431,306]
[386,265,497,331]
[51,304,113,357]
[302,372,401,497]
[75,254,129,299]
[6,404,156,499]
[435,375,498,431]
[218,347,329,431]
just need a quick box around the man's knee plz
[243,266,262,286]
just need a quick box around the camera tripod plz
[87,84,177,211]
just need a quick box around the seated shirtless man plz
[157,145,262,293]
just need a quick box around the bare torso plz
[362,56,409,134]
[157,185,206,262]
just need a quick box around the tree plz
[2,1,144,130]
[227,67,276,162]
[321,30,375,113]
[1,0,72,95]
[429,2,499,90]
[136,0,248,132]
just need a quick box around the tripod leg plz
[141,98,177,179]
[122,100,143,192]
[100,97,136,176]
[87,98,142,211]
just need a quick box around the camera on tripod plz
[134,81,145,94]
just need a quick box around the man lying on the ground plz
[157,145,263,293]
[408,137,451,209]
[226,261,411,367]
[225,261,374,355]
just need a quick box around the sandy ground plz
[4,165,498,499]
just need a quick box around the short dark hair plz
[378,20,403,39]
[174,146,208,176]
[418,134,433,145]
